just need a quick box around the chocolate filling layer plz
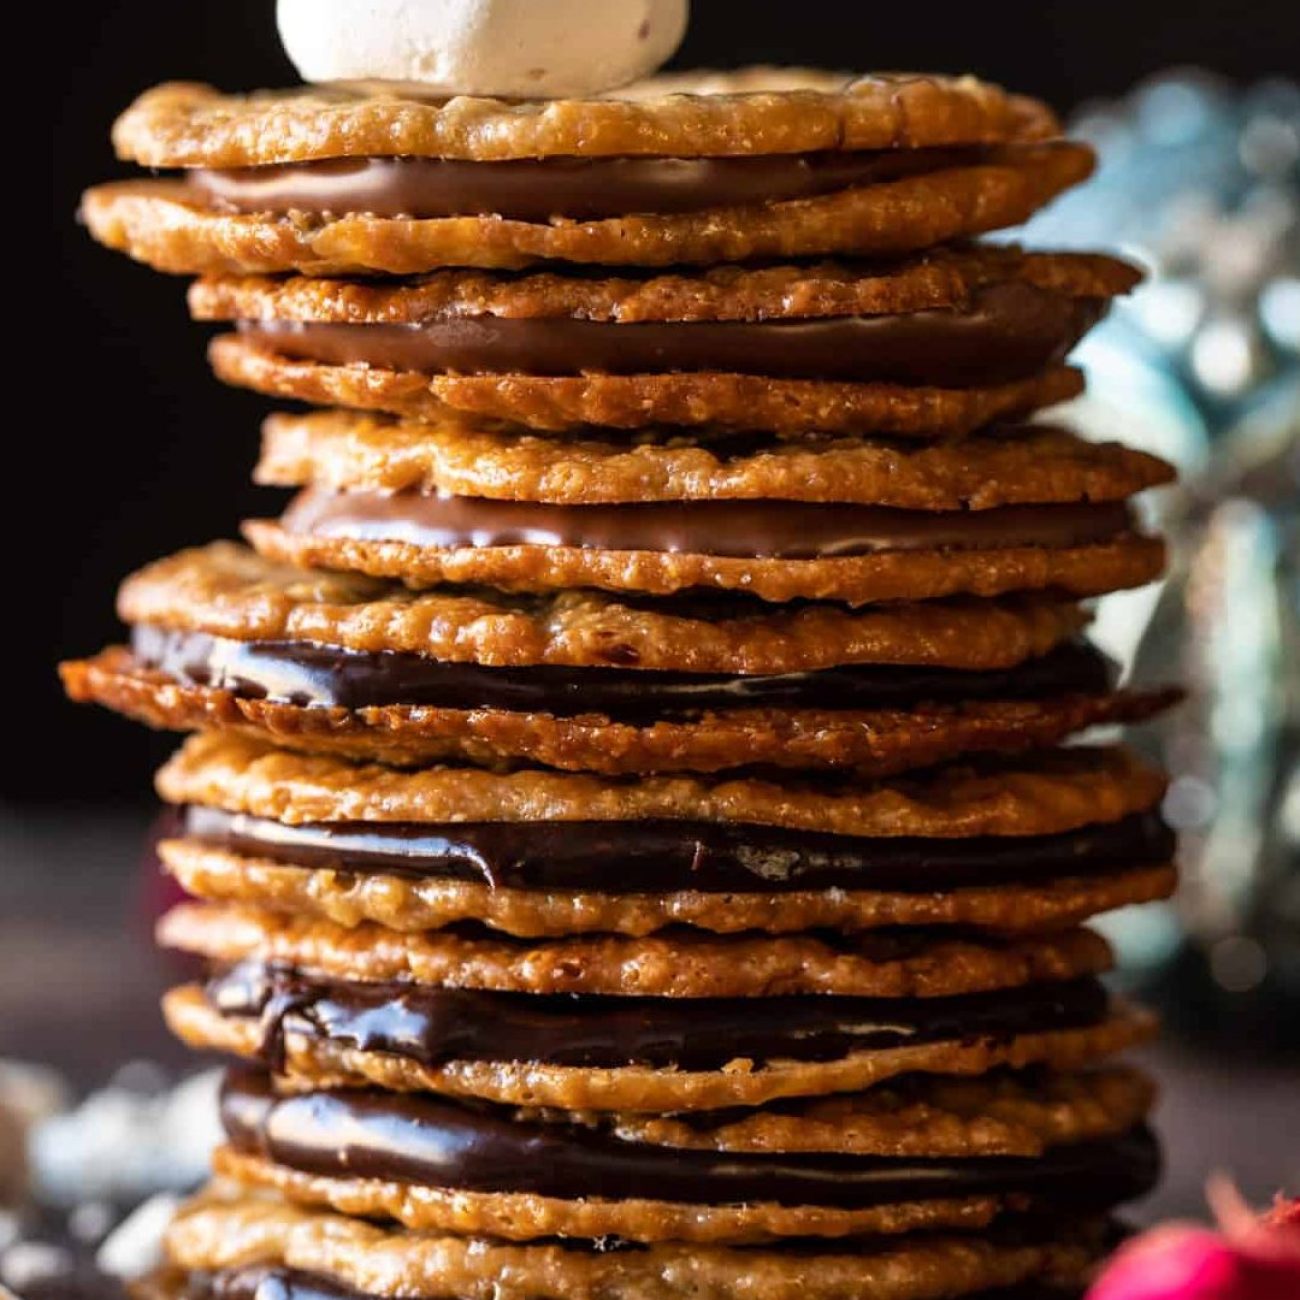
[237,282,1103,386]
[132,624,1112,718]
[181,806,1173,894]
[278,491,1136,560]
[206,965,1113,1071]
[219,1069,1158,1209]
[185,147,993,221]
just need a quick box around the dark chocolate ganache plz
[180,806,1173,894]
[131,623,1114,717]
[185,146,994,222]
[206,965,1113,1071]
[277,491,1137,560]
[237,281,1103,386]
[219,1069,1159,1210]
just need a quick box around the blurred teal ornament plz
[1024,69,1298,435]
[1022,72,1299,1047]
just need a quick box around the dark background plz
[30,0,1299,805]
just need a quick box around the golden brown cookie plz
[164,978,1155,1112]
[576,1067,1157,1157]
[122,719,1180,933]
[110,74,1063,167]
[88,75,1086,273]
[157,903,1131,1118]
[153,732,1168,838]
[84,145,1094,275]
[64,642,1179,774]
[156,836,1177,938]
[61,532,1177,777]
[253,411,1171,506]
[245,510,1163,605]
[211,332,1084,435]
[202,1066,1157,1242]
[209,1146,993,1243]
[158,903,1114,998]
[192,245,1137,326]
[102,543,1097,674]
[196,248,1125,415]
[232,360,1166,606]
[164,1193,1108,1300]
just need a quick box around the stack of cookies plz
[67,71,1181,1300]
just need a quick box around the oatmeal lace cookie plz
[109,74,1064,167]
[158,903,1116,999]
[196,244,1138,324]
[152,732,1168,837]
[156,900,1147,1113]
[199,1065,1158,1242]
[101,543,1098,673]
[64,641,1178,774]
[155,834,1177,937]
[125,725,1178,934]
[84,148,1094,275]
[85,75,1091,273]
[209,333,1085,437]
[162,1192,1111,1300]
[244,508,1164,605]
[164,975,1156,1113]
[253,411,1171,506]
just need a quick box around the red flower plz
[1089,1182,1299,1300]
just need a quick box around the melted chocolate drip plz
[181,806,1173,894]
[206,966,1112,1071]
[185,147,993,221]
[278,491,1137,560]
[219,1069,1158,1210]
[132,624,1113,717]
[237,282,1103,386]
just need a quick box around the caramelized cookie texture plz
[109,74,1064,166]
[157,903,1115,998]
[164,981,1154,1111]
[105,543,1095,673]
[158,900,1131,1110]
[90,75,1086,274]
[205,1144,1036,1242]
[156,837,1177,937]
[571,1068,1157,1155]
[244,515,1163,605]
[163,1194,1109,1300]
[83,148,1094,275]
[190,246,1138,325]
[70,58,1175,1300]
[253,410,1172,506]
[211,333,1085,435]
[159,899,1149,1112]
[63,645,1178,774]
[203,1054,1155,1241]
[153,732,1167,836]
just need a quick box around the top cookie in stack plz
[84,71,1093,273]
[71,68,1178,1300]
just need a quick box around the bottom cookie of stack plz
[138,1194,1129,1299]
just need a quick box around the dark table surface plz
[3,804,1296,1221]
